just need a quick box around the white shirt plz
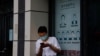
[36,37,61,56]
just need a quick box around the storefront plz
[0,0,100,56]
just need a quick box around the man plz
[36,26,61,56]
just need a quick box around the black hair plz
[38,26,47,33]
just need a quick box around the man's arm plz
[36,43,61,56]
[48,37,61,53]
[36,43,48,56]
[36,46,43,56]
[49,44,61,53]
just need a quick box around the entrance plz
[86,0,100,56]
[0,0,13,56]
[0,13,13,56]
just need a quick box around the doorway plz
[0,13,13,56]
[0,0,13,56]
[86,0,100,56]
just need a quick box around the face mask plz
[40,35,48,41]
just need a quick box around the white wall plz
[13,0,18,56]
[31,0,48,12]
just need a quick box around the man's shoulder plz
[36,39,42,44]
[49,36,57,40]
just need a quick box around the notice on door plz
[9,29,13,41]
[55,0,80,56]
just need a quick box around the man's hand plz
[40,43,50,48]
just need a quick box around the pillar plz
[13,0,48,56]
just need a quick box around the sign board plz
[9,29,13,41]
[55,0,80,56]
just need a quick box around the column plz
[24,0,48,56]
[13,0,25,56]
[13,0,48,56]
[13,0,18,56]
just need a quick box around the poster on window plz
[9,29,13,41]
[55,0,80,56]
